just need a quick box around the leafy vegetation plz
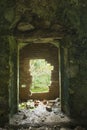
[30,59,53,93]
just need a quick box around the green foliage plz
[30,59,53,93]
[30,86,49,93]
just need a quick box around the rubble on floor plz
[10,98,70,126]
[6,98,86,130]
[0,126,86,130]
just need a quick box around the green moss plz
[16,0,58,21]
[4,8,15,23]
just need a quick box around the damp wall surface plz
[0,37,10,125]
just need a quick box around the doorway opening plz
[29,59,54,93]
[10,42,71,127]
[19,43,59,102]
[18,42,60,113]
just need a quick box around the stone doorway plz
[8,37,72,128]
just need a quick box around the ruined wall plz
[19,43,59,101]
[0,37,10,125]
[0,37,17,126]
[13,0,87,119]
[0,0,87,125]
[9,36,18,117]
[59,1,87,118]
[0,0,17,126]
[68,42,87,118]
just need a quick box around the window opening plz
[29,59,54,93]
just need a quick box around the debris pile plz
[8,98,86,130]
[10,98,69,126]
[0,126,86,130]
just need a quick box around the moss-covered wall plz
[0,0,16,34]
[0,0,17,126]
[58,1,87,118]
[9,36,18,117]
[68,44,87,118]
[0,37,10,126]
[0,36,17,126]
[17,0,87,119]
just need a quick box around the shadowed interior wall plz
[0,37,9,125]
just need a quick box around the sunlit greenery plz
[30,59,53,93]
